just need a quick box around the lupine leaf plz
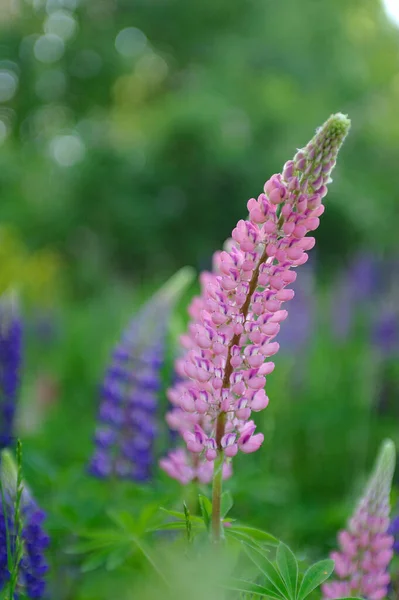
[224,578,283,599]
[183,502,193,543]
[148,522,188,531]
[297,559,335,600]
[229,525,278,545]
[199,495,212,531]
[276,543,298,600]
[225,530,269,553]
[159,507,203,523]
[221,491,234,518]
[81,551,110,573]
[107,510,137,533]
[105,546,132,570]
[130,535,170,586]
[244,545,290,600]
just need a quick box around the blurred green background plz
[0,0,399,597]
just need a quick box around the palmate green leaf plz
[229,525,278,545]
[221,490,234,518]
[107,510,136,533]
[244,545,289,600]
[159,507,203,524]
[183,502,193,543]
[130,535,171,586]
[276,543,298,600]
[137,502,162,533]
[81,550,111,573]
[224,577,282,599]
[225,529,266,549]
[148,522,190,532]
[297,559,334,600]
[199,495,212,531]
[66,529,127,554]
[105,545,132,570]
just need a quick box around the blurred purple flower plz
[372,308,399,357]
[89,306,167,482]
[278,262,315,354]
[0,452,49,599]
[330,253,385,341]
[0,296,22,449]
[88,268,194,482]
[388,512,399,554]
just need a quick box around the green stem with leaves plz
[8,441,24,600]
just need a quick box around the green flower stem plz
[211,449,224,544]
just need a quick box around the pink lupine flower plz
[163,114,350,475]
[159,447,232,485]
[322,439,396,600]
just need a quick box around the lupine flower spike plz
[322,439,396,600]
[0,448,49,598]
[89,267,194,482]
[0,293,22,449]
[162,115,350,502]
[389,511,399,554]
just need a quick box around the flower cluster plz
[162,114,350,477]
[323,439,396,600]
[159,447,231,485]
[0,452,49,599]
[89,268,193,482]
[0,295,22,450]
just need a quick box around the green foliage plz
[225,541,347,600]
[1,0,399,285]
[0,442,26,600]
[0,2,398,597]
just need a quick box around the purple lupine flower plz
[0,450,49,598]
[88,268,194,482]
[0,295,22,449]
[322,439,396,600]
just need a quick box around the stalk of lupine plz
[0,294,22,450]
[88,267,194,482]
[322,439,396,600]
[167,114,350,466]
[0,449,49,599]
[164,114,350,542]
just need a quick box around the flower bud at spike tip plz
[162,114,350,478]
[322,439,396,600]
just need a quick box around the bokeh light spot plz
[44,10,77,40]
[0,120,8,144]
[115,27,147,58]
[34,34,65,64]
[382,0,399,26]
[50,133,86,166]
[46,0,79,13]
[0,70,18,103]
